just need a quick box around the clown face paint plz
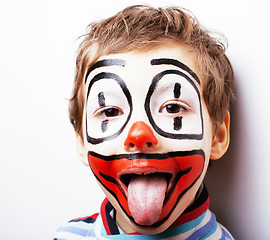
[85,70,132,144]
[82,44,214,234]
[146,59,203,140]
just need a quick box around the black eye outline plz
[145,70,204,140]
[86,72,132,144]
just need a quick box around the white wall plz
[0,0,269,239]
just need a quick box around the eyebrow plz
[84,59,126,83]
[151,58,200,84]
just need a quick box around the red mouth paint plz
[88,150,204,226]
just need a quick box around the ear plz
[210,111,230,160]
[76,133,89,166]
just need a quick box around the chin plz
[116,206,173,235]
[131,220,171,235]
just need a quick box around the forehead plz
[84,44,201,88]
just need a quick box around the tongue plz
[127,174,167,225]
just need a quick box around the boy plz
[55,5,235,239]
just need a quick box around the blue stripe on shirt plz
[185,212,216,240]
[222,227,234,240]
[57,226,89,236]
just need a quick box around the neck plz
[116,212,135,234]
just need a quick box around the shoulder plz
[217,222,235,240]
[54,213,99,240]
[202,209,235,240]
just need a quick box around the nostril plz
[146,142,153,147]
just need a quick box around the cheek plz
[200,103,214,159]
[159,152,205,221]
[158,100,213,156]
[82,103,127,156]
[83,136,127,157]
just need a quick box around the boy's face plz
[81,44,215,234]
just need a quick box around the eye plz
[95,107,123,118]
[165,104,181,113]
[104,108,121,117]
[159,102,188,114]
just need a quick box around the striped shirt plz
[54,186,234,240]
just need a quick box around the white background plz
[1,0,269,239]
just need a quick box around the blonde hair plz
[69,5,235,137]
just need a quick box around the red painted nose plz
[124,121,158,149]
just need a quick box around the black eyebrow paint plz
[98,92,105,106]
[174,82,181,99]
[151,58,200,84]
[85,59,126,83]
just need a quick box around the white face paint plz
[82,44,214,234]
